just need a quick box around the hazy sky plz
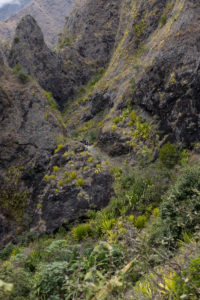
[0,0,20,8]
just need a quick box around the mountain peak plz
[0,0,75,47]
[14,14,44,45]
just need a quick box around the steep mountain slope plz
[0,52,113,245]
[0,0,31,21]
[1,0,200,298]
[0,0,74,47]
[62,0,200,155]
[9,0,121,108]
[3,0,200,240]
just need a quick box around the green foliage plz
[160,14,168,26]
[18,72,30,84]
[13,35,20,43]
[88,156,94,163]
[76,178,85,186]
[134,215,147,229]
[72,224,92,241]
[148,165,200,249]
[44,174,56,181]
[52,166,60,173]
[134,19,146,40]
[174,257,200,299]
[44,240,70,262]
[44,91,57,110]
[113,117,120,124]
[13,64,22,74]
[54,144,64,154]
[0,262,33,300]
[34,262,68,299]
[64,171,77,183]
[0,279,13,296]
[0,243,14,260]
[161,165,200,240]
[12,64,30,84]
[83,128,99,144]
[159,142,179,168]
[0,167,29,221]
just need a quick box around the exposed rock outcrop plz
[0,0,75,47]
[80,0,200,151]
[9,15,71,108]
[0,61,114,244]
[2,0,200,246]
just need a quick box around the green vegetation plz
[1,4,200,298]
[1,160,200,299]
[54,144,64,154]
[52,166,60,173]
[159,142,180,168]
[17,72,30,84]
[13,64,30,84]
[43,91,57,110]
[13,35,20,43]
[76,178,84,187]
[0,167,29,222]
[72,224,92,241]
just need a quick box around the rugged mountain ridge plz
[1,1,200,299]
[0,0,74,47]
[1,0,200,249]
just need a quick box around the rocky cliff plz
[1,1,200,299]
[1,0,200,253]
[0,0,74,47]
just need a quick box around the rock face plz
[8,15,70,108]
[0,0,74,47]
[0,62,114,244]
[2,0,200,245]
[8,0,122,109]
[80,0,200,151]
[60,0,121,66]
[132,0,200,146]
[0,61,61,243]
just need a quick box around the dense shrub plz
[72,224,92,241]
[148,165,200,248]
[159,142,180,168]
[17,72,30,84]
[34,262,68,299]
[161,165,200,238]
[0,243,14,260]
[174,257,200,299]
[0,262,33,300]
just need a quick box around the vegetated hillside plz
[0,0,31,21]
[0,0,200,299]
[0,0,74,47]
